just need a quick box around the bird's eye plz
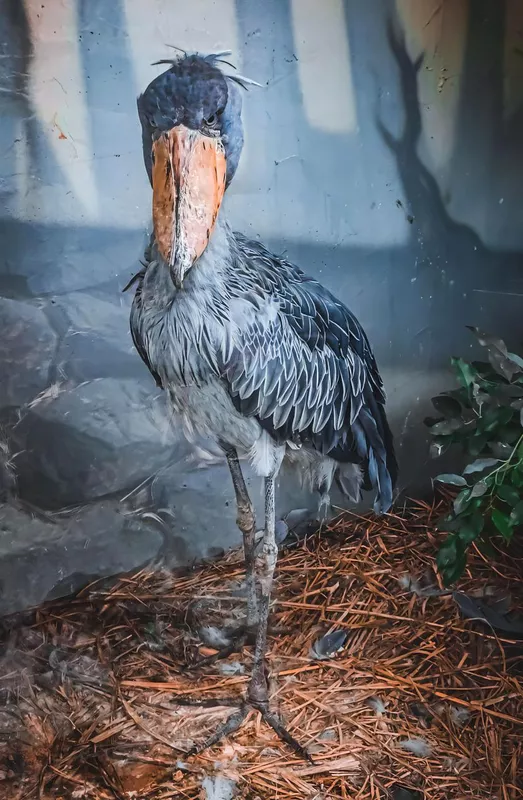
[204,107,224,130]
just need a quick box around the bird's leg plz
[188,449,259,669]
[247,476,311,762]
[189,476,311,762]
[247,476,277,706]
[226,450,259,631]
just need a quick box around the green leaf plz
[510,468,523,488]
[430,418,463,436]
[491,508,514,542]
[471,361,507,394]
[467,497,484,512]
[435,474,468,487]
[470,480,488,498]
[489,441,513,459]
[469,511,485,536]
[448,387,474,409]
[467,326,508,354]
[471,360,497,381]
[424,416,444,428]
[468,434,489,457]
[431,395,462,418]
[453,489,471,515]
[509,500,523,525]
[457,512,484,543]
[495,382,523,399]
[497,424,521,445]
[488,353,519,381]
[437,535,467,585]
[467,327,519,381]
[477,407,514,434]
[463,458,500,475]
[474,389,493,409]
[507,351,523,370]
[451,357,478,389]
[496,484,520,506]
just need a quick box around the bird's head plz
[138,52,250,288]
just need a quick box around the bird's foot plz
[186,698,312,762]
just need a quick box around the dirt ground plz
[0,499,521,799]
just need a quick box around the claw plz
[187,706,248,756]
[183,699,312,762]
[259,707,313,763]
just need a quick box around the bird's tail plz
[353,394,397,514]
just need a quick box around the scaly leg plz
[248,476,278,706]
[188,475,311,761]
[248,477,311,761]
[189,448,259,669]
[227,449,259,630]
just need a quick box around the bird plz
[128,51,398,760]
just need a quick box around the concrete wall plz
[0,0,522,612]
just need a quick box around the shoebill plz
[128,52,397,759]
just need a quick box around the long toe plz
[259,706,313,763]
[188,706,248,756]
[185,701,311,762]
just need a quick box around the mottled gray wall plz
[0,0,522,612]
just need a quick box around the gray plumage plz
[129,53,397,516]
[129,53,397,759]
[130,221,397,513]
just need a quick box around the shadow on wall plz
[0,0,522,511]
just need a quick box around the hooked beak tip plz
[171,270,184,290]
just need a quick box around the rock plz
[12,377,182,507]
[0,219,146,295]
[0,298,58,409]
[56,290,132,347]
[51,290,147,381]
[57,329,144,381]
[150,458,318,561]
[0,499,164,615]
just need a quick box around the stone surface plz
[12,377,181,507]
[51,290,146,382]
[150,457,320,553]
[0,298,57,409]
[0,220,146,296]
[0,500,164,615]
[55,290,132,348]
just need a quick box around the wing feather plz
[220,234,397,511]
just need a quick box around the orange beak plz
[151,125,227,288]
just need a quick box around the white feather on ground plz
[399,738,432,757]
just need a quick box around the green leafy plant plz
[425,327,523,584]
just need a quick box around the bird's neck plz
[186,215,233,291]
[144,214,234,308]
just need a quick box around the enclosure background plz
[0,0,522,612]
